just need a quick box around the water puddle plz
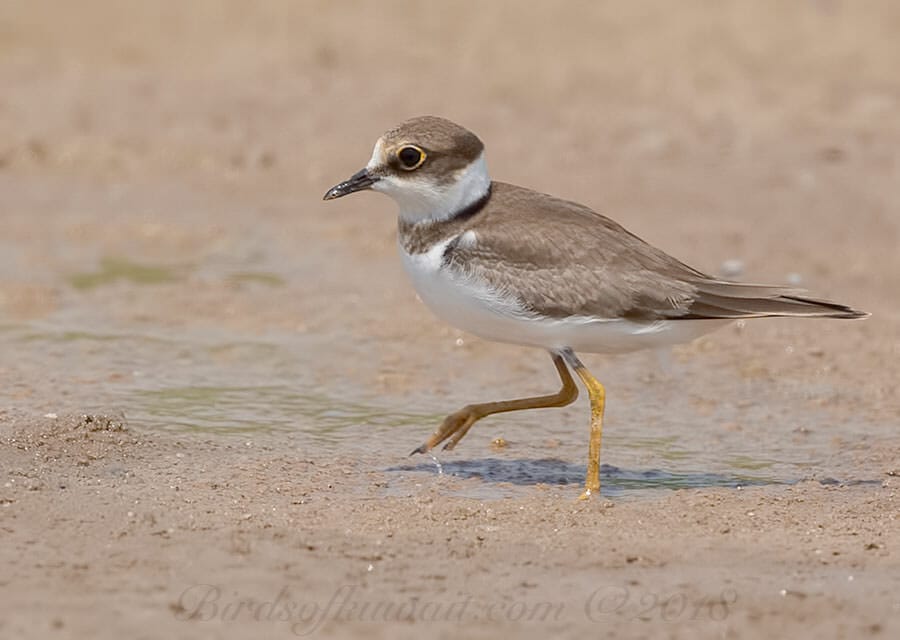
[1,319,885,500]
[68,257,186,290]
[128,384,437,440]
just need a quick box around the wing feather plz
[440,182,866,321]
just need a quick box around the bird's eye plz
[397,146,426,170]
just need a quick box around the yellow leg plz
[411,352,578,454]
[561,349,606,500]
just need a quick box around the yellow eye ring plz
[396,145,426,170]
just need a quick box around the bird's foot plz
[410,407,481,456]
[578,482,601,501]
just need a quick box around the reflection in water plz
[388,459,776,498]
[129,385,439,439]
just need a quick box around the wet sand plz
[1,2,899,638]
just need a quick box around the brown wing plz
[443,182,867,321]
[443,183,702,320]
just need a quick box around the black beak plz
[322,168,377,200]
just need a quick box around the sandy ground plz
[1,1,900,638]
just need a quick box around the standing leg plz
[560,348,606,500]
[412,351,578,454]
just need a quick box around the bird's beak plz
[322,168,378,200]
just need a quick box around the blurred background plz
[1,1,897,488]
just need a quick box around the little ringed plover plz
[324,116,868,500]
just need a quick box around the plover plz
[324,116,868,499]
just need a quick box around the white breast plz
[399,235,536,341]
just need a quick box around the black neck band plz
[448,183,492,222]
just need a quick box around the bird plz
[323,116,868,500]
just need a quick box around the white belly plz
[398,239,729,354]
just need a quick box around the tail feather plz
[694,280,804,299]
[676,279,869,320]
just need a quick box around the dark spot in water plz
[817,477,881,487]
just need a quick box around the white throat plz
[370,150,491,224]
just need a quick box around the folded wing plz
[443,182,868,322]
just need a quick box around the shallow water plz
[2,312,883,500]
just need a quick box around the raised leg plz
[411,352,578,455]
[560,348,606,500]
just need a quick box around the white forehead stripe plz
[366,138,385,171]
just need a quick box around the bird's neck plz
[395,152,492,224]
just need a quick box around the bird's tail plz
[680,280,869,320]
